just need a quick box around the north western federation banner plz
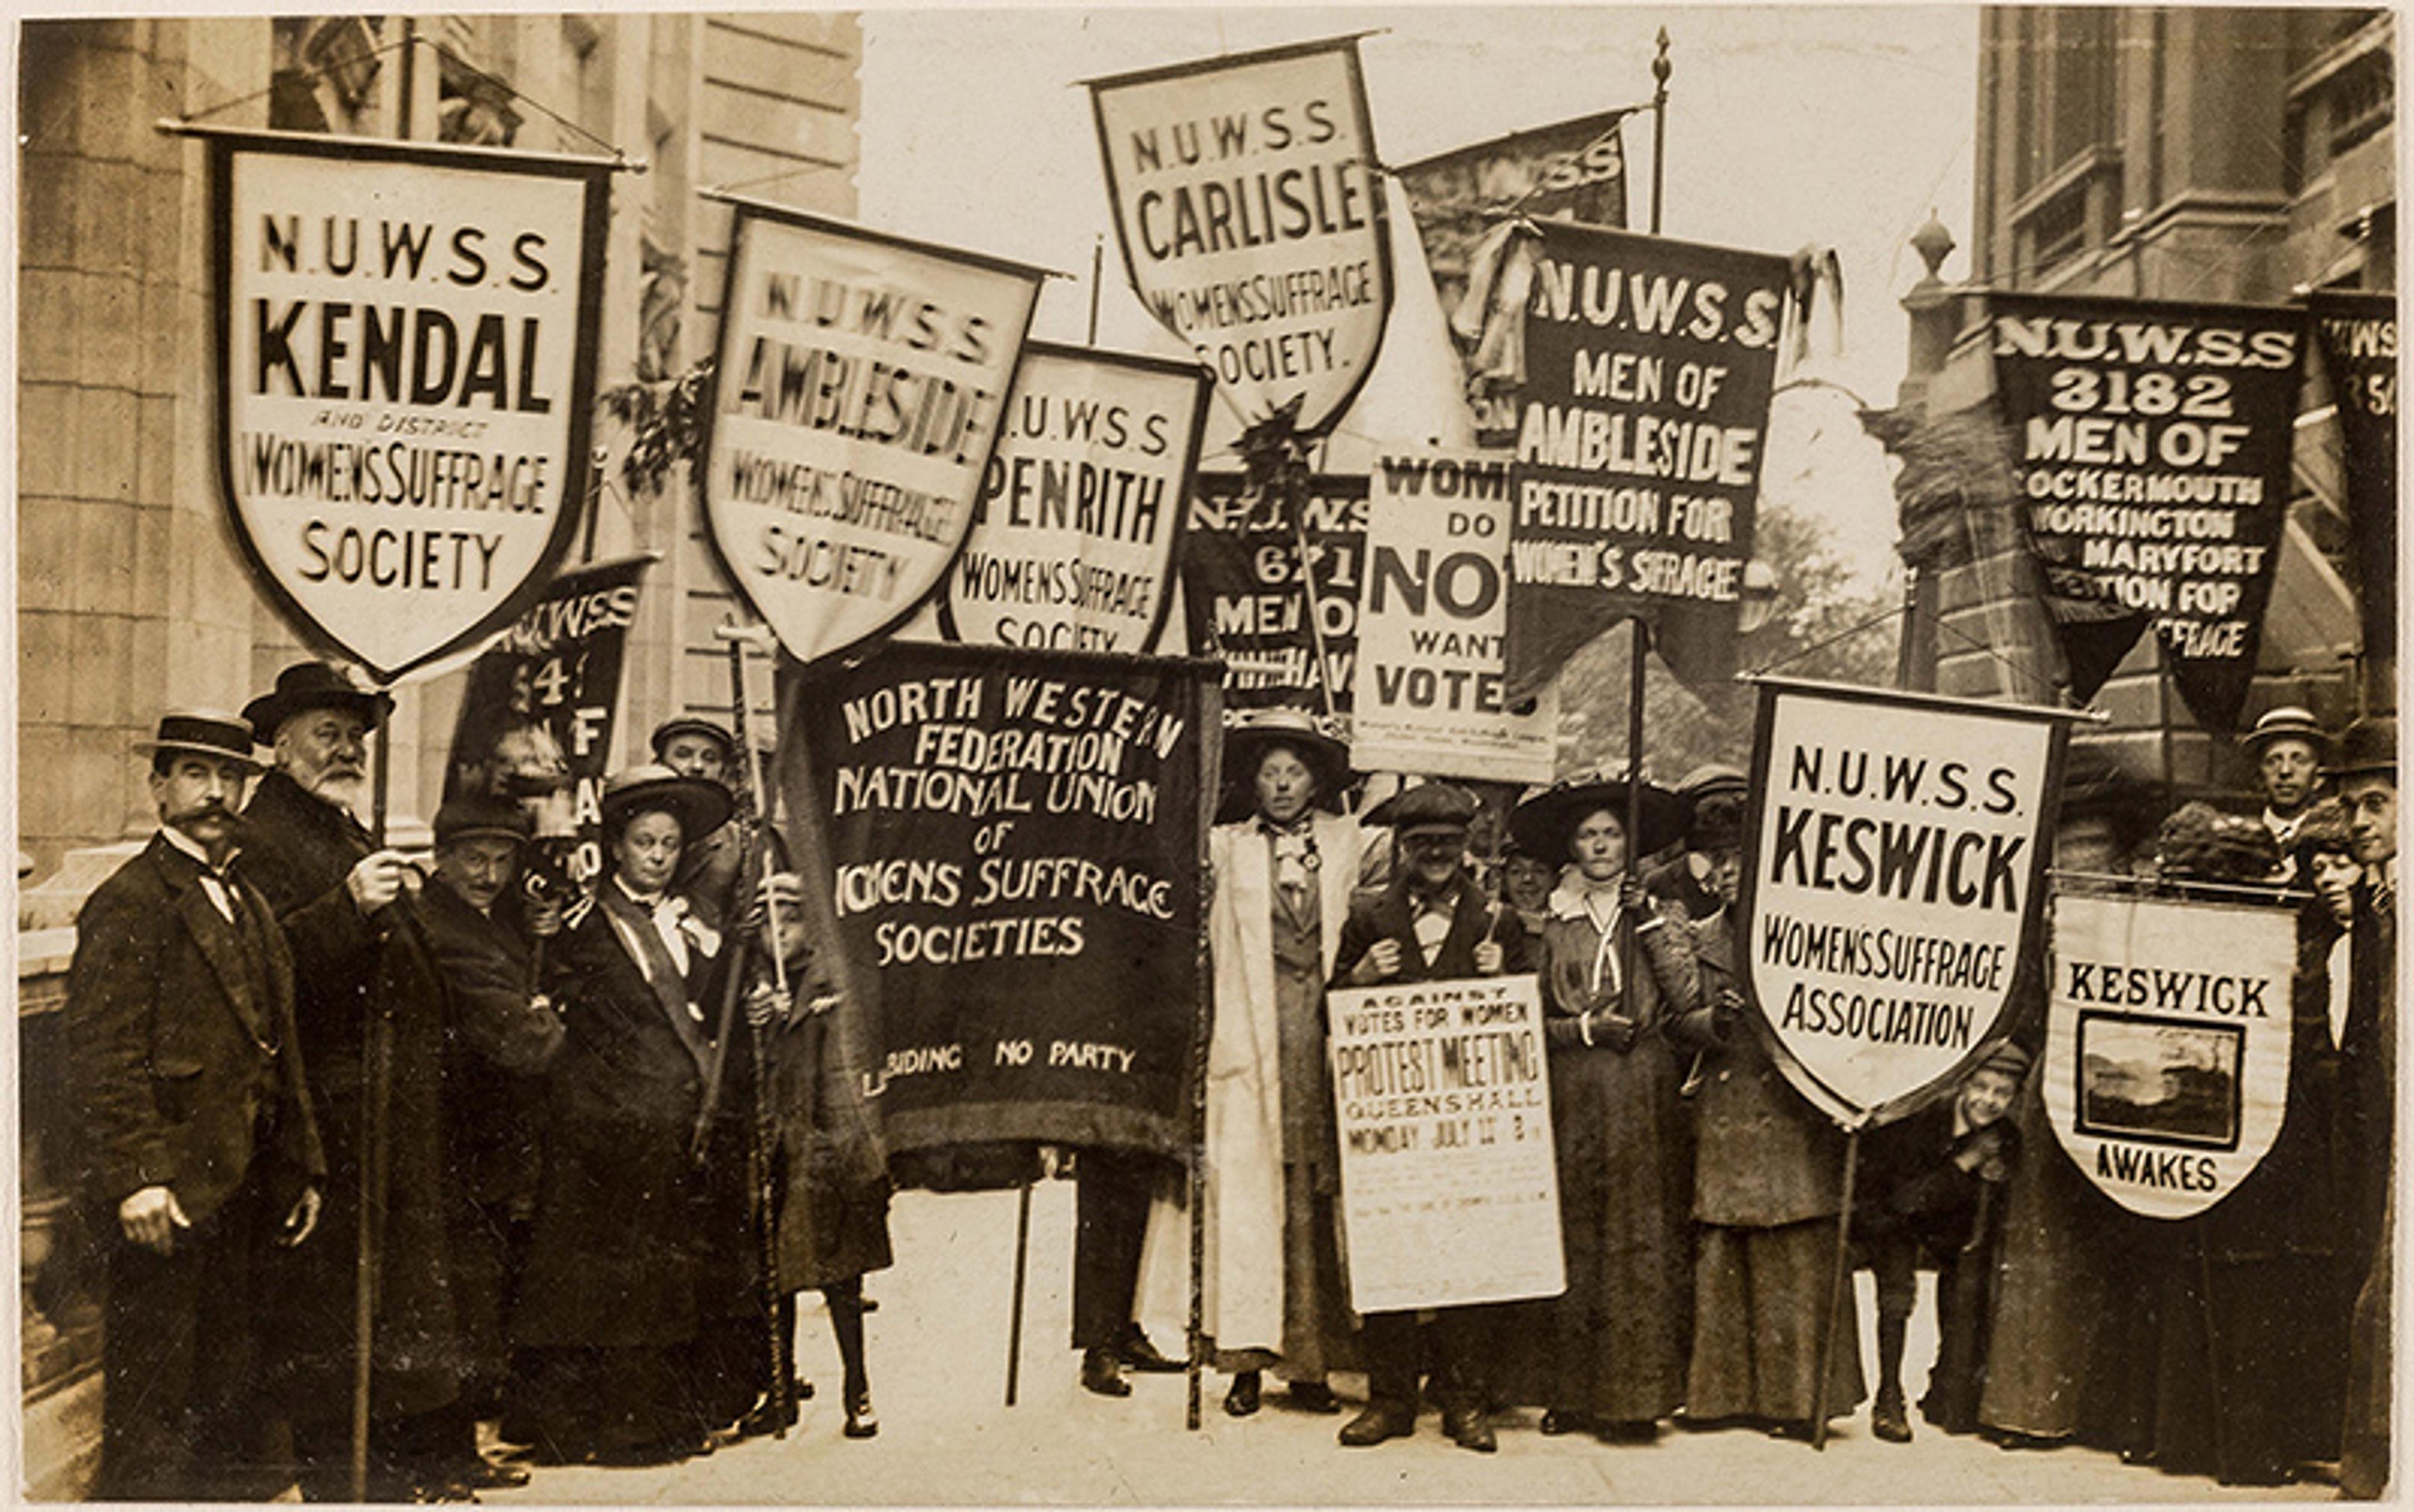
[1988,293,2307,731]
[1738,680,2067,1125]
[1181,470,1366,716]
[1504,223,1789,702]
[799,641,1213,1155]
[212,133,610,682]
[2308,292,2396,668]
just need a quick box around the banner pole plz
[1005,1182,1033,1406]
[1187,673,1224,1431]
[1283,449,1341,724]
[1621,616,1646,995]
[1649,29,1670,236]
[1809,1124,1861,1450]
[351,707,395,1501]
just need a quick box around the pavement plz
[483,1181,2338,1506]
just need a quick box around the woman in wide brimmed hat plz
[1201,710,1365,1418]
[1509,772,1700,1441]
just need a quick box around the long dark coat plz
[768,990,893,1291]
[241,769,462,1421]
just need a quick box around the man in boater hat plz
[2240,706,2330,879]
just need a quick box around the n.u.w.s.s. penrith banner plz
[1736,680,2068,1126]
[213,133,611,683]
[1181,470,1367,717]
[798,640,1215,1155]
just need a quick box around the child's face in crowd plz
[1959,1066,2019,1128]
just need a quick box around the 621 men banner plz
[2046,891,2294,1220]
[705,202,1044,666]
[1089,35,1392,435]
[213,133,610,682]
[1181,470,1366,715]
[1989,292,2307,732]
[1504,223,1789,702]
[1737,680,2068,1125]
[800,641,1214,1155]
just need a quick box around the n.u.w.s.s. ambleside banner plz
[1988,292,2307,733]
[1737,680,2068,1125]
[1089,35,1392,435]
[1181,470,1366,716]
[1352,452,1558,783]
[1503,223,1789,704]
[213,133,610,683]
[2307,292,2396,667]
[2044,891,2294,1220]
[704,202,1044,668]
[799,640,1215,1155]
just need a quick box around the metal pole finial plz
[1653,28,1672,88]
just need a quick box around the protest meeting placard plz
[704,202,1044,667]
[2044,891,2296,1220]
[1327,975,1563,1313]
[2308,291,2396,666]
[1352,451,1559,783]
[1181,470,1367,715]
[1988,292,2307,731]
[1089,35,1393,434]
[212,133,610,682]
[1503,223,1790,702]
[1737,680,2068,1125]
[798,640,1215,1155]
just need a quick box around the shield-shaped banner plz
[932,343,1212,654]
[1088,35,1393,436]
[2044,890,2295,1220]
[1736,680,2069,1125]
[703,202,1044,667]
[212,133,611,683]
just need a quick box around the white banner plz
[704,204,1043,666]
[1738,682,2066,1123]
[215,135,610,682]
[2045,891,2295,1220]
[1328,975,1563,1312]
[1352,451,1559,782]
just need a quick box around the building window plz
[2328,48,2394,157]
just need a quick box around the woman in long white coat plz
[1205,711,1364,1417]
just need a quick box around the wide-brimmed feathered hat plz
[599,764,734,842]
[1217,708,1352,823]
[1510,770,1685,861]
[241,661,392,744]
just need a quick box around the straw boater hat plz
[135,710,264,771]
[2241,705,2330,761]
[1218,707,1352,822]
[241,661,392,744]
[649,716,738,761]
[1364,781,1480,837]
[599,764,734,842]
[2325,714,2398,781]
[432,794,534,849]
[1509,770,1686,861]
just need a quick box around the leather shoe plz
[453,1459,532,1490]
[1871,1391,1911,1444]
[844,1391,879,1439]
[1081,1348,1132,1398]
[1224,1370,1262,1417]
[1540,1407,1590,1437]
[1443,1405,1497,1453]
[1120,1325,1186,1374]
[1338,1401,1416,1446]
[1597,1419,1662,1445]
[1286,1381,1341,1415]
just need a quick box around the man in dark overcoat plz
[65,711,327,1499]
[1327,782,1531,1454]
[238,661,467,1500]
[2330,715,2396,1500]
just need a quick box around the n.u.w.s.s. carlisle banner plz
[1736,680,2068,1125]
[2045,891,2294,1220]
[1089,35,1392,435]
[213,133,610,683]
[1988,292,2307,732]
[1352,451,1558,783]
[1180,470,1367,716]
[704,202,1044,667]
[931,343,1211,654]
[798,640,1215,1155]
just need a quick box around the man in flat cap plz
[65,712,324,1498]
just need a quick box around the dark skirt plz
[1688,1219,1865,1424]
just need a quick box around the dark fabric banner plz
[1988,292,2308,731]
[1504,223,1788,702]
[2308,292,2396,669]
[1179,470,1366,717]
[798,641,1214,1156]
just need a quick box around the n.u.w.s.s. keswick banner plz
[2045,891,2294,1220]
[1504,223,1789,704]
[214,133,610,683]
[705,202,1044,667]
[1180,470,1366,716]
[2307,292,2396,667]
[933,343,1211,654]
[1737,680,2068,1125]
[1988,293,2307,732]
[799,641,1215,1155]
[1089,35,1392,435]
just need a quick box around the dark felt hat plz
[2327,715,2398,781]
[242,662,391,744]
[600,764,734,842]
[433,795,534,849]
[1675,763,1750,852]
[1365,781,1480,836]
[135,710,264,771]
[2242,705,2330,759]
[1219,709,1352,822]
[649,716,738,760]
[1510,771,1686,861]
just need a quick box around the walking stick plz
[353,698,396,1502]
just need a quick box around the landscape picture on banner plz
[2075,1013,2244,1151]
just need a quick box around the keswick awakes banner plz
[1738,681,2068,1125]
[2046,892,2295,1220]
[1326,976,1563,1311]
[935,343,1212,653]
[705,202,1044,666]
[2308,292,2396,667]
[800,641,1214,1154]
[1988,292,2307,731]
[1089,35,1392,435]
[1504,223,1790,702]
[1352,452,1559,783]
[213,133,610,682]
[1181,470,1367,715]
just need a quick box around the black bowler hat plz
[242,661,392,744]
[2327,714,2398,781]
[600,764,734,842]
[135,710,264,771]
[649,717,737,761]
[1510,770,1687,861]
[1365,781,1480,837]
[433,795,534,849]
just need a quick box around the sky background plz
[854,6,1983,595]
